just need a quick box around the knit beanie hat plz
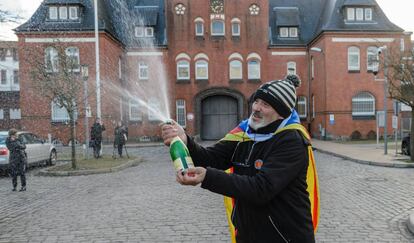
[252,74,301,118]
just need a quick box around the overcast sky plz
[0,0,413,41]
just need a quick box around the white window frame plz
[347,7,355,21]
[139,62,149,80]
[297,96,307,118]
[129,99,142,121]
[9,109,21,120]
[65,47,80,72]
[367,46,377,71]
[176,99,186,128]
[0,109,3,120]
[247,60,260,80]
[69,6,78,20]
[195,60,208,80]
[49,6,58,20]
[279,27,289,37]
[45,47,59,73]
[51,101,70,122]
[289,27,298,38]
[356,8,364,21]
[148,98,160,121]
[364,8,372,21]
[232,22,240,36]
[177,60,190,80]
[59,6,68,20]
[135,27,144,37]
[352,92,375,116]
[211,20,225,36]
[229,60,243,80]
[195,21,204,36]
[348,46,360,71]
[145,27,154,37]
[287,61,297,75]
[0,70,7,86]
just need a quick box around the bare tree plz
[27,43,85,169]
[385,46,414,160]
[0,9,23,23]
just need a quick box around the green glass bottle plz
[169,136,194,174]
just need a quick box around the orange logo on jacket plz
[254,159,263,169]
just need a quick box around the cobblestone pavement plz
[0,145,413,243]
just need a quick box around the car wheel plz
[402,142,410,155]
[47,150,57,166]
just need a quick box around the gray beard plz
[248,116,267,130]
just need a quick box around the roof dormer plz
[343,0,376,23]
[45,0,85,22]
[274,7,300,39]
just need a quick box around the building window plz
[195,60,208,80]
[367,46,377,72]
[51,101,77,122]
[69,6,79,20]
[355,8,363,21]
[279,27,298,38]
[347,7,355,20]
[49,6,58,20]
[148,98,160,121]
[365,8,372,21]
[279,27,288,37]
[195,21,204,36]
[177,60,190,80]
[229,60,242,80]
[296,96,307,119]
[248,60,260,80]
[249,4,260,15]
[135,27,144,37]
[0,109,3,120]
[289,27,298,37]
[0,70,6,85]
[348,46,360,71]
[211,20,225,36]
[9,109,21,120]
[13,70,18,85]
[175,3,186,15]
[231,19,241,37]
[129,99,141,121]
[139,63,149,80]
[347,7,373,21]
[145,27,154,37]
[287,61,296,75]
[311,57,315,79]
[176,99,186,128]
[352,92,375,116]
[45,47,59,72]
[59,6,68,20]
[12,48,18,61]
[65,47,80,72]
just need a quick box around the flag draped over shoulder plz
[222,110,320,242]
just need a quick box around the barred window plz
[352,92,375,116]
[176,99,186,128]
[296,96,307,118]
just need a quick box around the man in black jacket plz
[162,75,316,243]
[90,118,105,158]
[6,129,27,192]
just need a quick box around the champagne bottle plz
[169,136,194,174]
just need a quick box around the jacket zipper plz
[268,215,289,243]
[231,201,238,224]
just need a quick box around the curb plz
[314,148,414,168]
[37,157,143,176]
[408,214,414,235]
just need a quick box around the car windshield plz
[0,135,6,144]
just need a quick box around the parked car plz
[0,131,57,171]
[401,134,410,155]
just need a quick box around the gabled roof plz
[343,0,376,6]
[274,7,300,26]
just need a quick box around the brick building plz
[15,0,412,143]
[0,41,20,130]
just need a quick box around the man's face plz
[248,98,282,130]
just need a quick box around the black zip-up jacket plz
[6,137,26,165]
[186,119,315,243]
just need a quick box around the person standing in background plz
[114,121,128,158]
[90,118,105,158]
[6,129,27,192]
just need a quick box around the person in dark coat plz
[114,121,128,158]
[5,129,27,192]
[90,118,105,158]
[161,75,317,243]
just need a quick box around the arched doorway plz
[201,95,238,140]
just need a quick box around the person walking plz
[5,129,27,192]
[161,75,319,243]
[114,121,128,158]
[90,118,105,158]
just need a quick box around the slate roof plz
[269,0,404,46]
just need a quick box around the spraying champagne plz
[165,120,194,174]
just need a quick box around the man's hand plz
[176,167,206,186]
[161,120,187,146]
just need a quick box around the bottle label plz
[170,137,194,172]
[173,156,194,172]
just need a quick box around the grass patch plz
[49,155,135,171]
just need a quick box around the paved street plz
[0,144,413,243]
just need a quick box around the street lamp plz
[372,46,388,155]
[81,64,90,159]
[308,46,323,138]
